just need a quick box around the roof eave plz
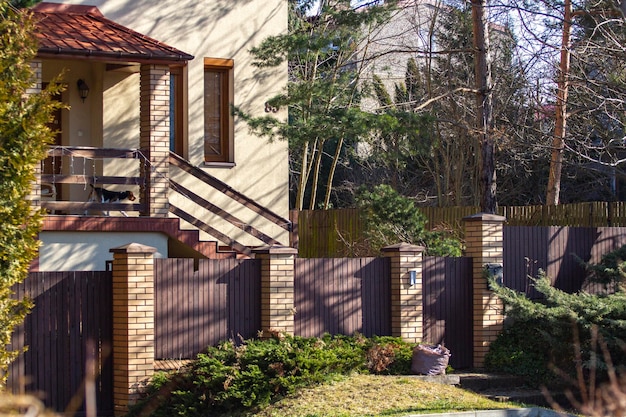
[37,47,194,65]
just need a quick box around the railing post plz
[253,245,298,337]
[381,243,425,344]
[462,213,506,368]
[110,243,156,416]
[140,64,170,217]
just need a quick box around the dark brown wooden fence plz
[13,225,625,414]
[292,204,626,258]
[504,226,626,298]
[292,256,473,369]
[294,257,391,338]
[422,256,473,369]
[154,258,261,359]
[8,271,113,417]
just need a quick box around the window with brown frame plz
[170,65,186,157]
[204,58,234,163]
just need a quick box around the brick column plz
[253,245,298,337]
[381,243,425,344]
[140,64,170,217]
[27,60,43,208]
[110,243,156,416]
[462,213,506,368]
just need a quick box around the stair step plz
[456,373,573,410]
[458,372,526,391]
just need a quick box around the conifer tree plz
[0,2,62,385]
[237,0,396,210]
[487,267,626,382]
[368,59,433,194]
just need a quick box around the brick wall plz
[382,243,425,344]
[463,213,505,368]
[254,246,298,336]
[110,243,156,416]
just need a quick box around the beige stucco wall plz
[38,231,167,271]
[42,0,289,247]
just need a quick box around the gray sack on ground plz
[411,344,451,375]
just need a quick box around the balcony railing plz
[40,146,146,215]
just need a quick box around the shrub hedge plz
[128,334,414,416]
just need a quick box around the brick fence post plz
[253,245,298,337]
[381,243,425,344]
[110,243,156,416]
[462,213,506,368]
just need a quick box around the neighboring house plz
[360,0,512,111]
[358,0,441,112]
[28,1,290,271]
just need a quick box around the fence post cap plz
[380,242,425,253]
[462,212,506,223]
[252,245,298,255]
[109,242,157,254]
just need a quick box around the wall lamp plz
[77,79,89,103]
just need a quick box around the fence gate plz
[9,271,113,417]
[422,256,473,369]
[155,258,262,359]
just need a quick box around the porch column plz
[381,243,425,344]
[462,213,506,368]
[253,245,298,337]
[110,243,156,416]
[27,60,43,209]
[140,64,170,217]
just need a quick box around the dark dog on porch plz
[88,184,136,216]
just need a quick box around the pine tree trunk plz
[546,0,572,206]
[471,0,496,213]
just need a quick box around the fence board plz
[422,257,473,369]
[9,271,113,417]
[294,257,391,338]
[155,258,261,359]
[293,204,626,258]
[504,226,626,296]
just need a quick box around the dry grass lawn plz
[235,374,521,417]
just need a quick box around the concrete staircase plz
[456,373,572,411]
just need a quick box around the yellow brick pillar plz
[462,213,506,368]
[110,243,156,416]
[253,245,298,337]
[381,243,425,344]
[140,64,170,217]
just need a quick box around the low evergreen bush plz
[129,334,414,416]
[486,251,626,386]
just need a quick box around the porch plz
[34,146,293,265]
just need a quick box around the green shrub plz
[366,336,414,375]
[129,334,415,416]
[486,267,626,386]
[485,319,567,384]
[582,244,626,292]
[0,2,64,385]
[356,184,462,256]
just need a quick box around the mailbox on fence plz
[485,263,503,289]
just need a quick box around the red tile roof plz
[31,2,193,64]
